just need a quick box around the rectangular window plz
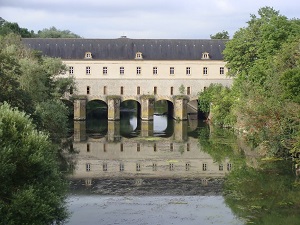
[120,86,124,95]
[186,67,191,75]
[137,67,141,75]
[227,163,232,171]
[103,163,108,171]
[103,67,108,75]
[203,67,208,75]
[69,66,74,74]
[120,143,123,152]
[120,163,124,171]
[169,163,174,171]
[120,67,124,75]
[153,67,158,75]
[202,163,207,171]
[103,143,106,152]
[187,87,191,95]
[103,86,107,95]
[137,86,140,95]
[186,163,190,171]
[86,163,91,172]
[136,163,141,171]
[137,143,140,152]
[202,178,208,186]
[85,179,92,186]
[152,163,157,171]
[154,86,157,95]
[87,143,90,152]
[170,67,174,75]
[87,86,90,95]
[154,143,156,152]
[170,143,173,151]
[170,87,173,95]
[220,67,224,75]
[86,66,91,75]
[187,143,190,151]
[219,164,224,171]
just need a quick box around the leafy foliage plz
[0,17,35,38]
[203,7,300,158]
[198,124,242,163]
[0,103,68,225]
[198,84,235,126]
[0,17,81,38]
[224,160,300,225]
[210,30,229,39]
[37,26,81,38]
[0,32,75,223]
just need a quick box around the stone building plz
[22,37,232,120]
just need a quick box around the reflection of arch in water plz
[120,100,141,138]
[187,99,200,132]
[189,98,208,120]
[154,99,174,137]
[86,100,108,138]
[187,120,209,138]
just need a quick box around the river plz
[65,105,300,225]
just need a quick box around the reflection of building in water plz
[70,120,232,182]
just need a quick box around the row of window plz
[85,162,232,172]
[87,143,190,153]
[86,86,192,95]
[69,66,225,75]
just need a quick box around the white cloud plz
[0,0,299,39]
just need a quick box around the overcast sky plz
[1,0,299,39]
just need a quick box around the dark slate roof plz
[22,38,227,60]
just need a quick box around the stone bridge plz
[22,37,233,120]
[70,94,201,121]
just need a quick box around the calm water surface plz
[65,108,300,225]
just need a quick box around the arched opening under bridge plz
[120,100,141,138]
[86,100,108,136]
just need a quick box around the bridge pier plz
[74,98,87,120]
[141,121,154,137]
[107,96,121,121]
[173,96,188,120]
[107,121,120,142]
[73,95,190,121]
[141,96,155,120]
[73,120,86,142]
[174,120,188,142]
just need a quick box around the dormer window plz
[85,52,92,59]
[202,52,210,59]
[135,52,143,59]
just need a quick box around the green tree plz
[0,38,34,113]
[0,18,34,38]
[215,7,300,157]
[37,26,81,38]
[179,84,185,95]
[224,160,300,225]
[0,103,68,225]
[198,84,235,126]
[210,30,229,39]
[224,7,300,80]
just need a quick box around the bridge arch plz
[86,99,108,118]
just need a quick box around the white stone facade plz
[66,59,232,102]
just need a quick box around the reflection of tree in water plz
[198,124,242,163]
[224,160,300,225]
